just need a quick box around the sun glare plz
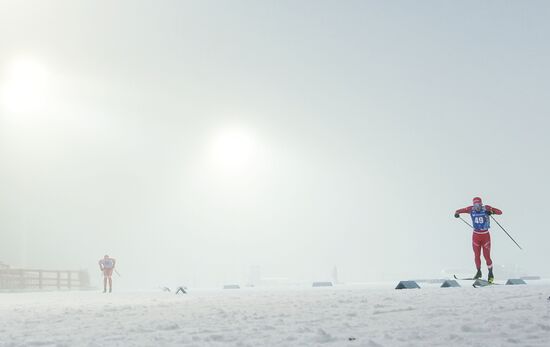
[209,127,259,174]
[0,58,54,114]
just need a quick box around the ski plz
[473,283,496,288]
[472,279,502,288]
[454,275,480,281]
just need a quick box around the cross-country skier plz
[98,255,116,293]
[454,197,502,283]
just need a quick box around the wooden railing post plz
[57,271,61,289]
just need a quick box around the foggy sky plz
[1,0,550,288]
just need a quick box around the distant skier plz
[98,255,116,293]
[455,197,502,283]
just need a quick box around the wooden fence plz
[0,268,91,291]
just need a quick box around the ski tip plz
[454,275,476,281]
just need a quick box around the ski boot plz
[473,269,482,280]
[488,268,494,284]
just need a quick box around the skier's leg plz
[107,268,113,292]
[103,274,107,292]
[482,234,493,269]
[472,233,482,271]
[482,234,494,282]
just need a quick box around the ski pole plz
[114,269,121,277]
[490,215,522,250]
[458,216,474,229]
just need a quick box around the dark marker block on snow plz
[505,279,527,285]
[441,280,461,288]
[312,282,333,287]
[395,281,420,289]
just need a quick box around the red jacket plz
[455,205,502,215]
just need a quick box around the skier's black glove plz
[454,213,459,218]
[486,210,492,215]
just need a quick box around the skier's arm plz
[485,205,503,215]
[454,206,472,217]
[98,260,103,271]
[112,259,116,268]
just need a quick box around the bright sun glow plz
[209,127,259,174]
[0,58,54,114]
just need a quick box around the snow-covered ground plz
[2,281,550,346]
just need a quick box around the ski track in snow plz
[1,282,550,347]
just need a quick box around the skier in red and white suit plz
[99,255,116,293]
[454,197,502,282]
